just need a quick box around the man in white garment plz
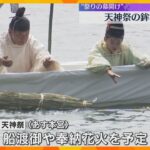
[0,7,63,73]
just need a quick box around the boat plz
[0,5,149,111]
[0,62,150,110]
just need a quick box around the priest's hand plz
[43,57,53,69]
[106,69,121,84]
[0,56,13,67]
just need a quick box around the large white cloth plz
[0,33,52,73]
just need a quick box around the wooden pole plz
[48,4,54,54]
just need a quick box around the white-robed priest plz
[0,7,63,73]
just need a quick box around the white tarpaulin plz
[0,65,150,108]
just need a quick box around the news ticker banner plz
[79,4,150,24]
[1,0,150,3]
[0,147,150,150]
[0,119,150,147]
